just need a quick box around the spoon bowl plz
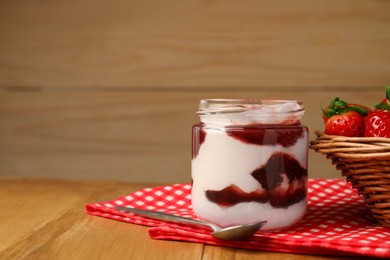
[115,206,266,240]
[210,221,267,240]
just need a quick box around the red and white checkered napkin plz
[86,179,390,258]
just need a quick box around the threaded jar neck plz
[197,99,305,126]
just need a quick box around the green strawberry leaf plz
[323,97,368,118]
[374,82,390,111]
[321,106,331,118]
[329,97,338,110]
[347,105,368,116]
[335,100,348,109]
[374,102,390,111]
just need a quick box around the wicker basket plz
[310,130,390,227]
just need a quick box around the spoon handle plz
[114,206,213,230]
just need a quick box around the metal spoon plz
[114,205,267,240]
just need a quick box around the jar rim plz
[197,99,304,115]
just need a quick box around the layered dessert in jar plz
[191,99,308,230]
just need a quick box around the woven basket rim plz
[310,131,390,159]
[312,130,390,143]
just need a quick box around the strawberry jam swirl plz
[205,151,307,208]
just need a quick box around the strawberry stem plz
[374,82,390,111]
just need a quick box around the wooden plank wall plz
[1,0,389,184]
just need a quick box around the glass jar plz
[191,99,308,230]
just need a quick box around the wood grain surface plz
[0,178,202,260]
[0,0,389,183]
[0,0,389,88]
[0,178,350,259]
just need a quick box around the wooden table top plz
[0,178,352,260]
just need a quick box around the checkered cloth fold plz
[86,179,390,258]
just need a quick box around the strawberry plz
[325,111,365,137]
[364,83,390,138]
[322,97,368,137]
